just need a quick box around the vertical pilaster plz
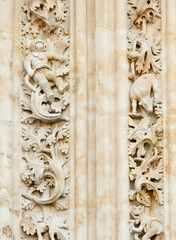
[73,0,88,239]
[95,0,117,239]
[0,0,21,239]
[115,1,130,239]
[166,0,176,239]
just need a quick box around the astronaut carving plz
[24,39,68,103]
[22,38,70,123]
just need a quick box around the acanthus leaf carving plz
[127,0,161,32]
[21,123,69,206]
[127,1,164,239]
[128,117,164,206]
[21,211,70,240]
[21,0,70,239]
[22,0,69,36]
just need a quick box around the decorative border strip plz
[127,1,164,239]
[20,1,70,239]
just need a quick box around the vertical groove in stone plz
[115,1,130,240]
[69,0,76,238]
[11,0,21,239]
[162,0,170,239]
[87,0,96,239]
[74,0,88,239]
[166,0,176,239]
[95,0,116,239]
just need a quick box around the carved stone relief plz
[127,0,164,239]
[20,0,70,239]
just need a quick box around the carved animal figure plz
[130,74,159,114]
[130,205,163,240]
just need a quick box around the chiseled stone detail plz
[127,0,161,33]
[130,206,163,240]
[20,0,70,239]
[127,1,164,239]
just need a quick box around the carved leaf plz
[56,123,69,140]
[22,125,51,152]
[54,200,68,211]
[51,92,69,113]
[49,218,70,240]
[21,218,37,236]
[21,199,37,210]
[36,180,48,193]
[61,186,70,197]
[63,92,70,106]
[46,134,57,146]
[128,0,160,28]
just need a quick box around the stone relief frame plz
[0,0,175,239]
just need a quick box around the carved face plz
[130,205,144,219]
[139,97,153,113]
[30,39,45,52]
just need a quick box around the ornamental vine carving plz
[21,0,70,239]
[127,0,161,32]
[127,1,164,239]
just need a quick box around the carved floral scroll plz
[20,0,70,239]
[127,0,164,239]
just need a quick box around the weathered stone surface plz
[0,0,175,239]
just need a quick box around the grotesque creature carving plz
[129,74,160,116]
[127,0,164,239]
[130,205,163,240]
[128,34,161,81]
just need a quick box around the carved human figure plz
[24,39,68,103]
[130,73,159,115]
[130,205,163,240]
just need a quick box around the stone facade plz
[0,0,175,239]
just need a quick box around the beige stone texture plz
[0,0,175,239]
